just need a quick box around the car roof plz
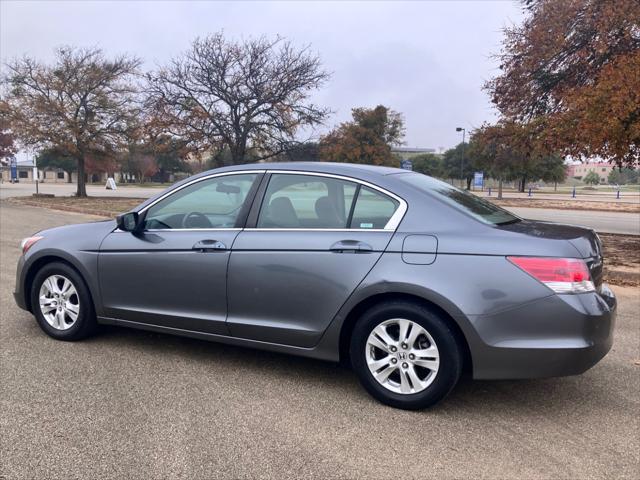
[134,162,415,213]
[211,161,407,178]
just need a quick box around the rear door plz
[98,171,262,334]
[226,172,406,347]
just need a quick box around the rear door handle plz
[330,240,373,253]
[192,239,227,252]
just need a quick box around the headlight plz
[20,236,44,255]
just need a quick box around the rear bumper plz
[469,284,617,380]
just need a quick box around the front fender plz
[18,220,114,314]
[21,247,103,315]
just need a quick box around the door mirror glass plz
[117,211,139,232]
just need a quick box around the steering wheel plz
[182,211,212,229]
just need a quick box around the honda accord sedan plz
[14,163,617,409]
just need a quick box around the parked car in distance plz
[14,162,617,409]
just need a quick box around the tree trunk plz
[230,142,247,165]
[76,157,87,197]
[519,175,526,193]
[66,170,73,183]
[466,176,472,190]
[498,177,503,199]
[554,181,558,191]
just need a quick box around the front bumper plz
[469,284,617,380]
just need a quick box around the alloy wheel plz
[365,318,440,394]
[38,274,80,331]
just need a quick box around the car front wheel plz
[350,301,463,410]
[30,262,97,341]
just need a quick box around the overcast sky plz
[1,0,524,156]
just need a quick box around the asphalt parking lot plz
[1,202,639,479]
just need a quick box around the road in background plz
[0,181,164,199]
[507,207,640,235]
[2,181,639,235]
[478,190,640,204]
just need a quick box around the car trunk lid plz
[498,220,604,289]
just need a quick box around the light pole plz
[456,127,466,189]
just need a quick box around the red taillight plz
[507,257,595,293]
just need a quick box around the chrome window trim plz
[113,168,407,233]
[113,227,243,233]
[247,228,390,233]
[249,170,408,232]
[146,228,243,232]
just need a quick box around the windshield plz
[397,173,520,226]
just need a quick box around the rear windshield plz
[397,173,520,226]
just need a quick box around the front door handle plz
[192,239,227,252]
[330,240,373,253]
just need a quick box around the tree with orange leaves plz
[319,105,405,166]
[487,0,640,167]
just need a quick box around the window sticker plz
[360,223,374,229]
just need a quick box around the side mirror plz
[117,211,140,232]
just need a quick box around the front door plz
[226,172,404,347]
[99,172,262,334]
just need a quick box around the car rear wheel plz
[350,301,462,409]
[30,262,97,341]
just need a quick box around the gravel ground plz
[1,203,639,479]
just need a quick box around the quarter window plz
[143,173,258,229]
[349,187,399,229]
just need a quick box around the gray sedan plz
[13,163,617,409]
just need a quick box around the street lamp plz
[456,127,466,189]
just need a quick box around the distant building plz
[1,160,123,184]
[566,161,614,183]
[0,160,37,183]
[391,147,438,160]
[42,168,72,183]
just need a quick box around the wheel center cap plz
[396,351,408,361]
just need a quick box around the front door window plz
[144,173,258,229]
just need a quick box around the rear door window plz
[256,173,401,230]
[257,174,358,229]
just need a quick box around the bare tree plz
[2,47,141,196]
[147,33,331,164]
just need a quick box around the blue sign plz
[10,158,18,182]
[400,159,413,171]
[473,171,484,188]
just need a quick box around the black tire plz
[350,300,462,410]
[30,262,97,341]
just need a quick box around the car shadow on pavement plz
[89,323,607,417]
